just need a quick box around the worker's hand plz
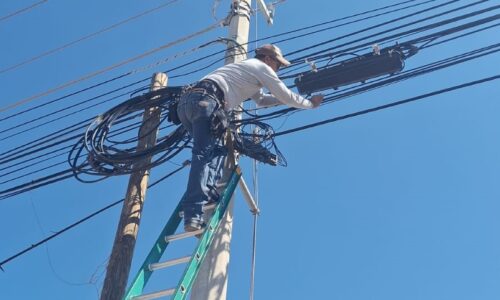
[310,94,324,108]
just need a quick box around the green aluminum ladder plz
[124,165,258,300]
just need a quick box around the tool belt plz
[190,79,225,104]
[193,80,228,138]
[169,80,228,137]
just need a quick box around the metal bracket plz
[305,58,318,72]
[256,0,274,25]
[224,0,252,26]
[239,175,260,215]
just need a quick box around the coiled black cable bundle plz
[232,120,287,167]
[68,86,191,183]
[68,82,290,183]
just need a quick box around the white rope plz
[250,2,259,299]
[250,157,259,300]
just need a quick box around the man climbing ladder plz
[177,44,324,232]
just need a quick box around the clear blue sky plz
[1,0,499,299]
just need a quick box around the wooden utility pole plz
[190,1,251,299]
[100,73,168,300]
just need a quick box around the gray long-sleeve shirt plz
[203,58,313,111]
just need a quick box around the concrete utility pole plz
[100,73,168,300]
[190,1,251,299]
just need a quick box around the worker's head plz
[255,44,290,72]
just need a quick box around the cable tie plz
[305,58,318,72]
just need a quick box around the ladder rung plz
[165,229,204,242]
[178,203,217,218]
[149,255,192,271]
[131,288,175,300]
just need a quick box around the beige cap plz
[255,44,291,66]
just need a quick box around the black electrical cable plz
[421,21,500,48]
[0,159,69,185]
[166,2,493,83]
[240,41,500,123]
[0,118,90,160]
[273,74,500,137]
[0,161,190,271]
[232,121,287,167]
[0,134,82,167]
[293,2,498,63]
[1,4,498,197]
[273,0,441,47]
[280,13,500,88]
[289,0,488,61]
[67,87,192,182]
[0,122,88,164]
[0,169,75,200]
[0,144,73,174]
[5,71,498,199]
[0,110,145,170]
[1,112,162,186]
[0,110,165,194]
[0,0,469,150]
[2,37,496,191]
[0,31,492,175]
[166,0,440,79]
[0,73,138,123]
[0,85,145,139]
[0,0,436,127]
[287,20,500,88]
[2,74,495,265]
[6,111,176,187]
[0,149,73,181]
[0,112,157,181]
[164,0,440,79]
[0,1,498,268]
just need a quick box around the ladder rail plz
[124,202,183,299]
[171,166,241,300]
[123,166,242,300]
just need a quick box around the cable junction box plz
[295,44,418,95]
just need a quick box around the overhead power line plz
[285,0,459,58]
[0,0,446,141]
[0,0,498,271]
[268,0,439,52]
[274,74,500,137]
[2,41,498,198]
[1,2,497,197]
[0,0,47,23]
[3,35,498,187]
[0,0,181,75]
[0,162,189,271]
[0,73,136,124]
[0,20,224,114]
[1,73,498,270]
[290,0,494,62]
[0,0,437,122]
[0,88,137,141]
[250,41,500,122]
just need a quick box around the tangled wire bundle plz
[233,120,287,167]
[68,87,190,182]
[68,86,285,182]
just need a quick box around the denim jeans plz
[177,91,226,225]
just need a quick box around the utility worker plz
[177,44,323,231]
